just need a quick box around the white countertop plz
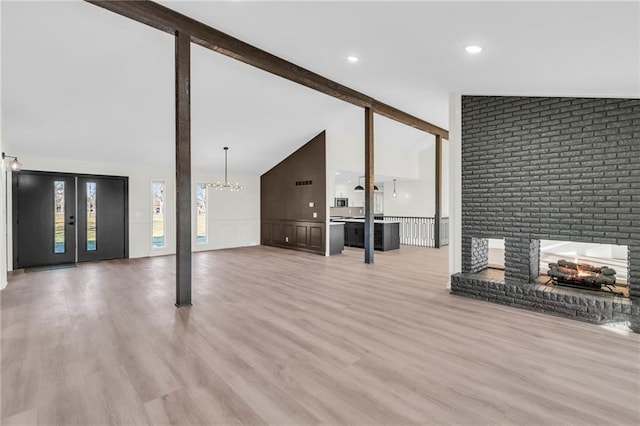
[338,219,401,224]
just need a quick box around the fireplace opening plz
[488,238,505,269]
[539,240,629,298]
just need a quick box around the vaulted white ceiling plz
[2,1,639,175]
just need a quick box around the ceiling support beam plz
[85,0,448,139]
[175,31,192,307]
[364,107,375,264]
[434,134,442,249]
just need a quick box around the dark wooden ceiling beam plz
[85,0,449,139]
[371,101,448,139]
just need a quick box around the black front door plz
[13,172,76,268]
[13,171,128,269]
[77,176,127,262]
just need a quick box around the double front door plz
[13,171,128,269]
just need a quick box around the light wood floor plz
[2,245,639,425]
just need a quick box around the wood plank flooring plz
[2,245,639,425]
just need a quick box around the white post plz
[448,94,463,288]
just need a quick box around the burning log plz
[556,259,607,274]
[547,260,616,290]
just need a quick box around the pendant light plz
[392,178,397,198]
[354,176,379,191]
[354,176,364,191]
[208,147,244,191]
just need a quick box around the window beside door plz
[151,181,165,248]
[196,183,207,244]
[53,180,66,254]
[86,182,97,251]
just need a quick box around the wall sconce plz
[2,153,22,171]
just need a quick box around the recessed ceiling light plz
[346,55,359,63]
[335,171,340,175]
[465,45,483,54]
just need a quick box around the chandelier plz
[208,147,244,191]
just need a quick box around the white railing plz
[382,216,449,247]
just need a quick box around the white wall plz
[383,147,436,217]
[326,124,449,219]
[488,238,626,264]
[329,145,450,218]
[442,140,450,217]
[0,134,7,289]
[6,155,260,266]
[489,238,505,249]
[326,134,422,182]
[333,183,365,207]
[448,94,463,286]
[192,171,260,252]
[540,240,627,260]
[0,167,6,289]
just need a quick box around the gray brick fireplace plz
[451,96,640,330]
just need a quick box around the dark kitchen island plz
[340,219,400,251]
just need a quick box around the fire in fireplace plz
[547,259,617,291]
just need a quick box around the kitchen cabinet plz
[341,220,400,251]
[329,222,345,255]
[262,220,324,254]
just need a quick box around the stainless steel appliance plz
[334,198,348,207]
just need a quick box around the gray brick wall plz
[504,237,540,284]
[451,273,633,325]
[461,96,640,246]
[459,96,640,328]
[462,236,488,273]
[629,245,640,299]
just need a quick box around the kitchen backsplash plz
[330,207,364,217]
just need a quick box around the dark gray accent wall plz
[261,131,326,254]
[453,96,640,328]
[461,96,640,245]
[462,237,489,273]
